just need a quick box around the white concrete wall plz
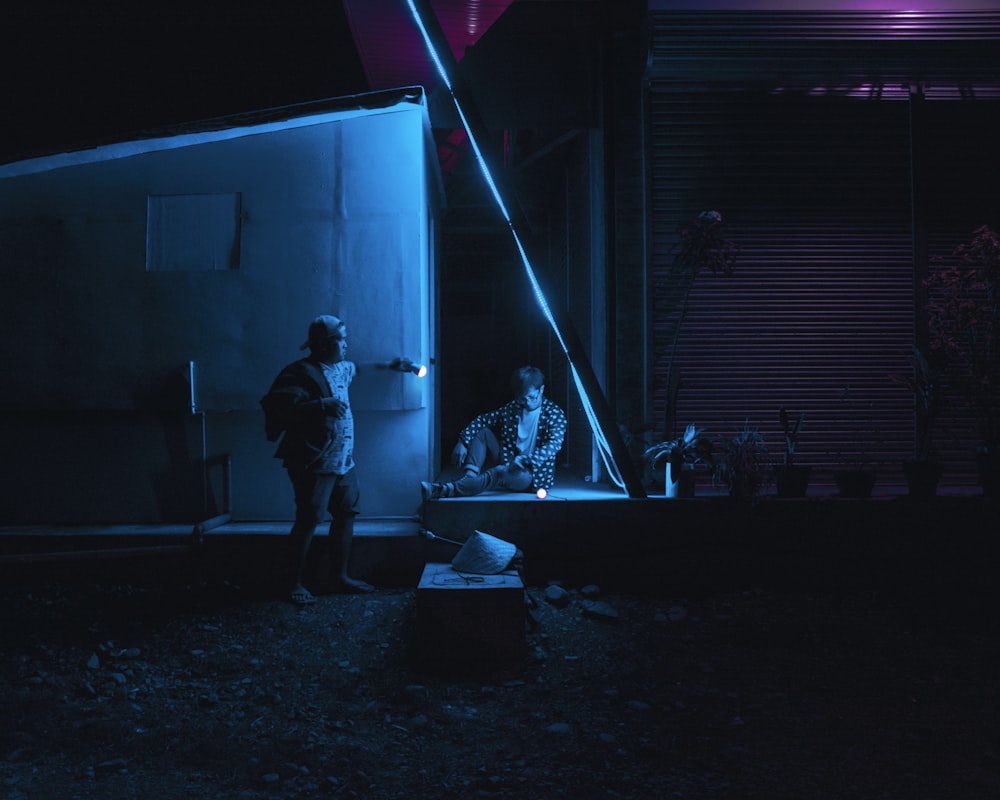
[0,101,437,523]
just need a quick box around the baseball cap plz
[300,315,344,350]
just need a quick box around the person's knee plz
[327,472,361,515]
[329,508,359,525]
[468,427,501,465]
[470,427,493,445]
[293,510,324,530]
[344,481,361,512]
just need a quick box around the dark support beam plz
[408,0,646,498]
[908,84,930,355]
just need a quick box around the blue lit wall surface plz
[0,99,438,523]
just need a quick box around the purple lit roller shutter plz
[646,10,1000,493]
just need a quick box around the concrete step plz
[3,486,998,595]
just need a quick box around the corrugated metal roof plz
[0,88,429,178]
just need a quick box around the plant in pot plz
[774,408,810,497]
[712,420,770,501]
[889,344,945,497]
[925,224,1000,496]
[619,418,657,487]
[642,423,715,498]
[656,210,739,470]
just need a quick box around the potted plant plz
[925,224,1000,496]
[774,408,810,498]
[657,211,739,460]
[712,420,770,501]
[889,344,945,497]
[620,418,657,486]
[642,423,715,498]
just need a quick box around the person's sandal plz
[290,587,317,606]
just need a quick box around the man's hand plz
[321,397,348,418]
[512,455,532,472]
[451,440,468,468]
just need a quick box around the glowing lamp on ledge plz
[390,357,428,378]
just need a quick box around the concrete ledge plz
[0,518,433,591]
[420,493,1000,594]
[2,496,998,597]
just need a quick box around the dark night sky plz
[0,2,369,162]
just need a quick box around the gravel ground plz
[1,571,999,800]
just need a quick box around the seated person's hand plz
[451,440,468,468]
[511,455,531,473]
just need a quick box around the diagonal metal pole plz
[406,0,646,497]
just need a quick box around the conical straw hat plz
[451,530,517,575]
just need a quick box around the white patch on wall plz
[146,193,242,271]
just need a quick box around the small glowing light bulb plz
[535,488,547,499]
[416,364,428,378]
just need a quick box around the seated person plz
[421,365,567,499]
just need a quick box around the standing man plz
[421,365,568,500]
[261,314,374,604]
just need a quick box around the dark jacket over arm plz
[261,358,337,469]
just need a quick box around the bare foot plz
[330,577,376,594]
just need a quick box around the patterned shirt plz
[459,397,568,490]
[319,360,356,475]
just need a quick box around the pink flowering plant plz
[925,224,1000,444]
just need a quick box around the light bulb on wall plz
[390,357,428,378]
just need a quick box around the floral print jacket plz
[459,398,568,490]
